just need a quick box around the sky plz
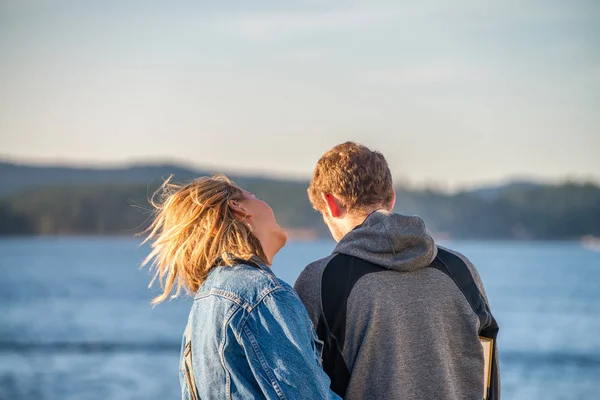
[0,0,599,189]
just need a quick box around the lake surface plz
[1,237,599,399]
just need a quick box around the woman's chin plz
[276,227,289,248]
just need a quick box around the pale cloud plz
[585,65,600,84]
[211,9,396,42]
[279,48,328,62]
[363,64,461,86]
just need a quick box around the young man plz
[294,142,500,400]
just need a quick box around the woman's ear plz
[228,199,251,219]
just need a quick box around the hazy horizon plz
[2,154,598,192]
[1,1,599,189]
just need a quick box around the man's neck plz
[342,207,387,236]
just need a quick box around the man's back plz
[294,210,500,399]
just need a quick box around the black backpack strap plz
[432,248,499,400]
[318,253,386,397]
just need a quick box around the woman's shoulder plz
[195,262,289,308]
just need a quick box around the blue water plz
[1,238,599,400]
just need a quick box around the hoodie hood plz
[333,210,437,272]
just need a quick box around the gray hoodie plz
[294,210,500,400]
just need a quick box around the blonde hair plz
[141,174,266,305]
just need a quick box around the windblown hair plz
[141,174,266,305]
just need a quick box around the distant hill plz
[1,161,599,239]
[0,161,322,236]
[468,180,543,201]
[0,162,201,195]
[0,161,546,198]
[0,161,305,195]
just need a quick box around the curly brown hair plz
[308,142,394,214]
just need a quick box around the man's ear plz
[389,189,396,210]
[321,193,345,218]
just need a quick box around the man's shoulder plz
[293,254,337,324]
[436,245,490,304]
[295,254,336,291]
[436,246,479,277]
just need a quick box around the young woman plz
[142,175,339,400]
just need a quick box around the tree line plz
[1,180,598,240]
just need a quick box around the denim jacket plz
[180,258,340,400]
